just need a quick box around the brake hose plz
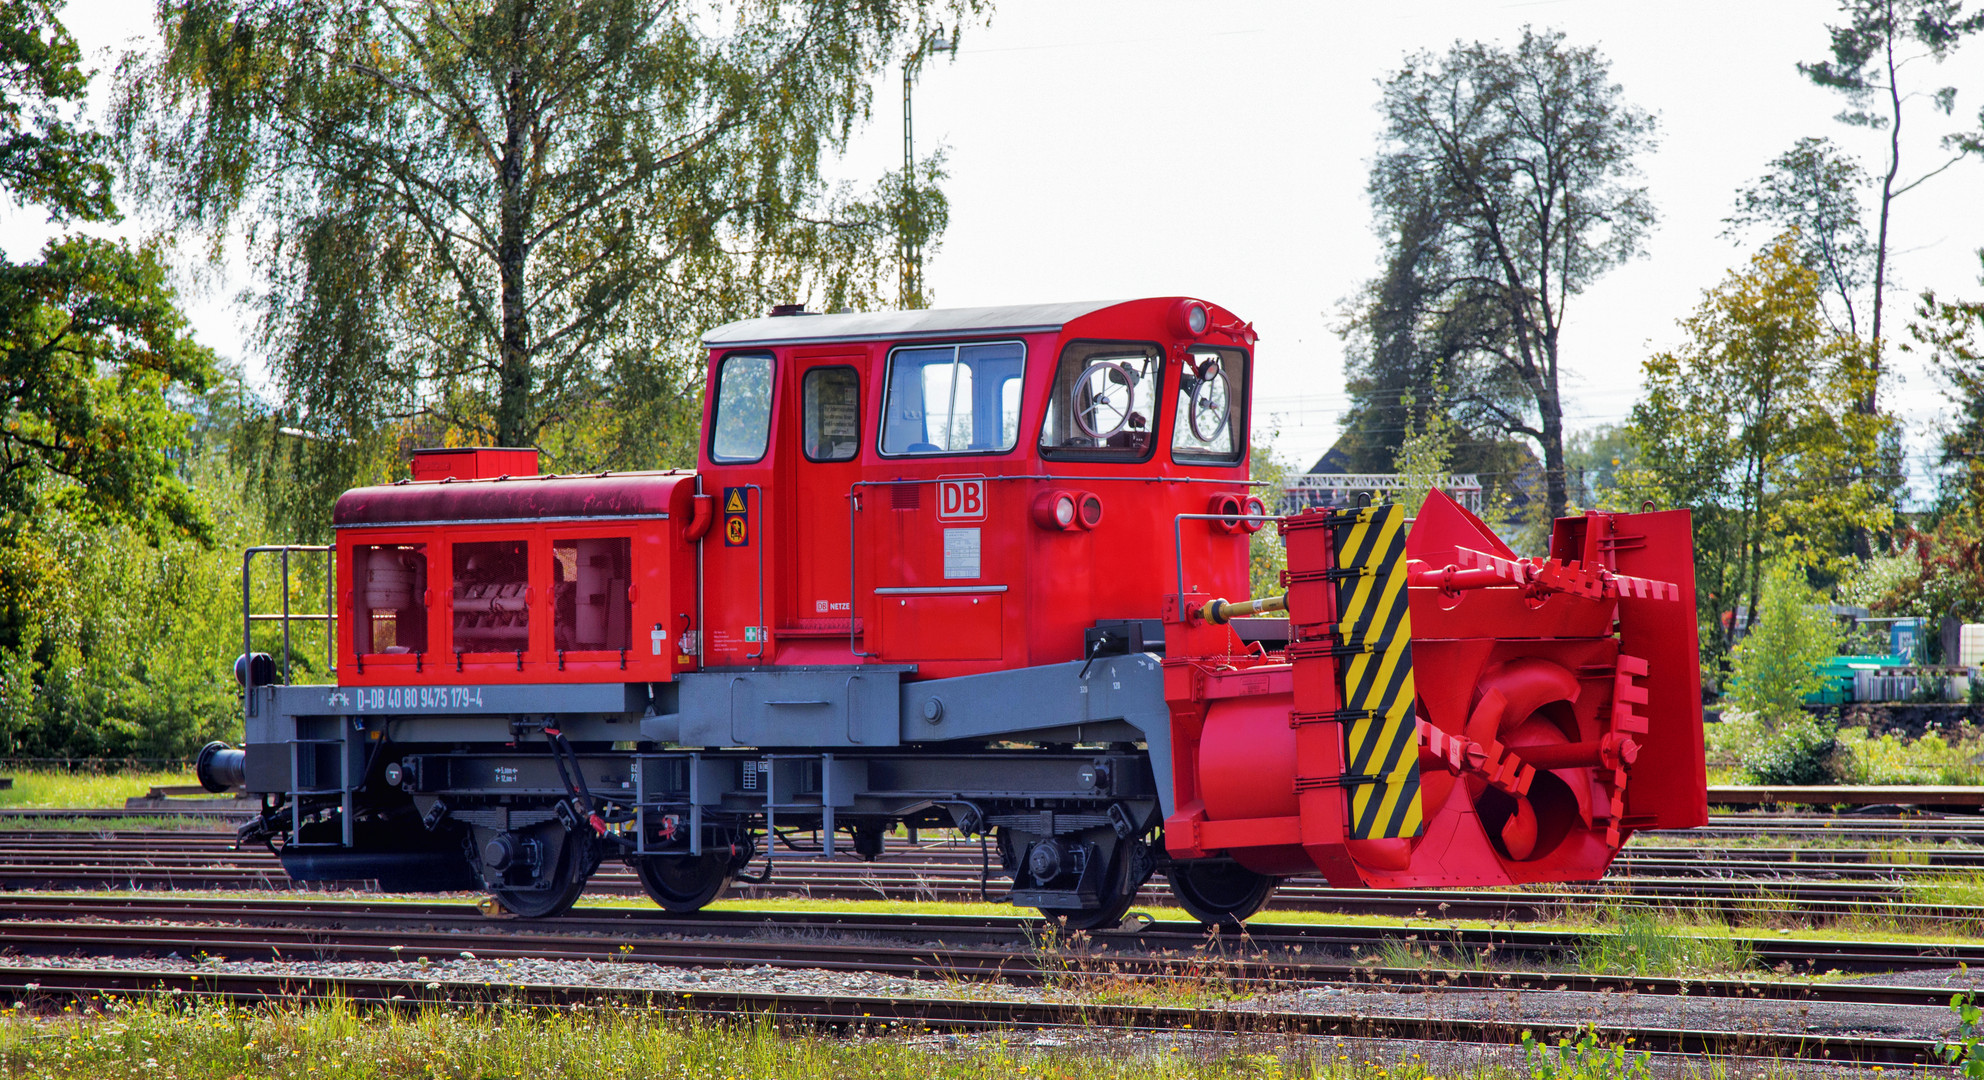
[542,726,607,836]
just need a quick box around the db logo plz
[937,477,986,521]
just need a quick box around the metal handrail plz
[241,545,335,723]
[846,473,1269,659]
[1172,512,1280,597]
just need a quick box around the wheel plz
[488,829,595,918]
[1040,838,1150,932]
[1166,860,1277,928]
[634,852,732,913]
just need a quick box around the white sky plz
[10,0,1982,504]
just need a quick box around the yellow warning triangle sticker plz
[725,490,746,513]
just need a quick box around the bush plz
[1835,727,1984,785]
[1707,708,1841,785]
[1725,562,1844,722]
[0,452,324,758]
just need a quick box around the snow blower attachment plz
[1164,490,1707,889]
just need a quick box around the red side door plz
[774,351,866,661]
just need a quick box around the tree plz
[113,0,976,478]
[1563,422,1636,508]
[1369,26,1657,520]
[1390,386,1455,518]
[1335,189,1531,502]
[1721,562,1845,785]
[0,0,214,543]
[1798,0,1984,404]
[0,236,217,542]
[0,0,227,756]
[1619,236,1891,649]
[1727,564,1845,724]
[1723,138,1875,339]
[0,0,113,223]
[1905,269,1984,518]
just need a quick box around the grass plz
[0,997,1524,1080]
[1909,870,1984,908]
[0,814,240,831]
[0,768,199,810]
[1573,907,1755,978]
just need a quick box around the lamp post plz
[901,28,957,310]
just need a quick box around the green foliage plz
[1727,563,1847,719]
[1906,275,1984,523]
[1939,992,1984,1079]
[1716,708,1842,785]
[0,235,217,543]
[1249,441,1288,600]
[1520,1025,1652,1080]
[0,0,114,223]
[0,997,1448,1080]
[1334,196,1530,507]
[1368,27,1657,519]
[113,0,980,511]
[1835,727,1984,784]
[1390,386,1453,519]
[1576,907,1755,977]
[0,449,281,758]
[1620,235,1893,649]
[0,767,194,808]
[1563,423,1634,509]
[1724,137,1874,338]
[1797,0,1984,359]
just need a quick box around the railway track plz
[3,893,1980,977]
[0,828,1978,927]
[0,894,1972,1067]
[0,961,1950,1067]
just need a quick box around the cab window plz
[710,352,773,463]
[1172,347,1248,464]
[1039,341,1161,460]
[803,367,861,462]
[880,341,1024,455]
[452,539,530,653]
[353,544,428,654]
[552,538,631,651]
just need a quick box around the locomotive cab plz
[693,297,1260,675]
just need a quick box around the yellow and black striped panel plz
[1333,502,1423,840]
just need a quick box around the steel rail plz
[1,894,1978,976]
[0,911,1967,1011]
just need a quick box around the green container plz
[1805,654,1910,705]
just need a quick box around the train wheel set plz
[200,298,1709,927]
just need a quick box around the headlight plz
[1169,299,1211,339]
[1032,490,1081,531]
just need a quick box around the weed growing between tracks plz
[0,995,1555,1080]
[1575,908,1756,978]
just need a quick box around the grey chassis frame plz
[240,654,1177,907]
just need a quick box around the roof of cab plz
[701,300,1127,348]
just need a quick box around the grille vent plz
[891,484,921,511]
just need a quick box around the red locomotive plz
[204,297,1708,927]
